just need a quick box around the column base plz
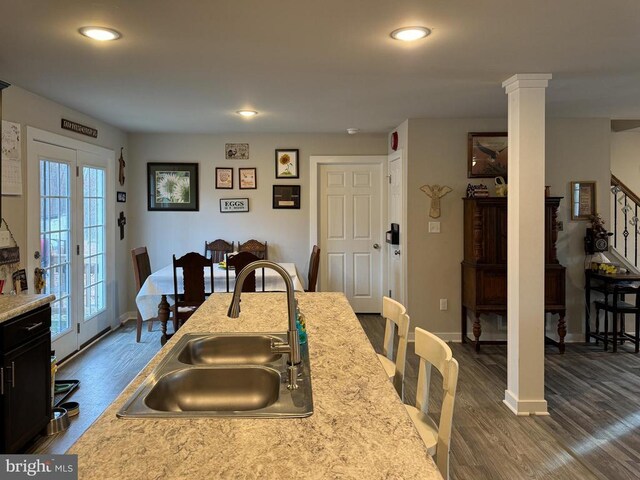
[503,390,549,416]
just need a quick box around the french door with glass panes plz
[27,131,114,360]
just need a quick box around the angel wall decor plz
[420,184,452,218]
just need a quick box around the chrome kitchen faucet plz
[227,261,301,389]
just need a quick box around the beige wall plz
[405,118,507,339]
[127,132,387,311]
[546,118,611,338]
[2,82,613,337]
[610,131,640,267]
[403,117,611,340]
[611,131,640,195]
[2,85,129,321]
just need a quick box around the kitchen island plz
[69,292,441,479]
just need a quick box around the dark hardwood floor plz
[27,321,163,454]
[358,314,640,480]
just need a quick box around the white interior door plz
[388,150,405,305]
[320,163,383,312]
[27,128,114,360]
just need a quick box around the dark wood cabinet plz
[0,304,52,453]
[461,197,567,352]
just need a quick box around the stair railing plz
[611,173,640,268]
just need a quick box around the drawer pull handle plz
[24,322,44,332]
[9,362,14,388]
[0,368,3,396]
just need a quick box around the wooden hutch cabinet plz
[461,197,566,352]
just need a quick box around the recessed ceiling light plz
[79,26,122,41]
[390,26,431,42]
[236,110,258,118]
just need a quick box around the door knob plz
[373,243,380,250]
[394,249,401,255]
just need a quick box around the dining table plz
[136,262,303,344]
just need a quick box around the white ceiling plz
[1,0,640,134]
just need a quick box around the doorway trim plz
[387,149,408,308]
[309,155,388,295]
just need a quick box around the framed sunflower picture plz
[275,149,299,179]
[147,162,199,211]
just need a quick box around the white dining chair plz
[405,327,459,480]
[377,296,410,399]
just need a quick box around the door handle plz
[373,243,380,250]
[394,249,401,256]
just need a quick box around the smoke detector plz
[347,128,360,135]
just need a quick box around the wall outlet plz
[428,222,441,233]
[439,298,448,311]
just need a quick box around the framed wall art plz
[571,181,597,220]
[275,149,299,179]
[239,168,257,189]
[225,143,249,160]
[147,162,199,211]
[216,167,233,189]
[467,132,508,178]
[273,185,301,209]
[116,191,127,203]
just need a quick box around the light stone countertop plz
[69,292,442,480]
[0,293,55,324]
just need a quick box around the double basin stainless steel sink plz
[117,332,313,418]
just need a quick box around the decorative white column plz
[502,73,552,416]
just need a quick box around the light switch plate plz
[428,222,441,233]
[439,299,448,311]
[0,231,10,248]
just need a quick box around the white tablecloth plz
[135,263,303,320]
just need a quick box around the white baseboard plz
[503,390,549,416]
[409,331,588,344]
[408,332,462,343]
[119,311,136,324]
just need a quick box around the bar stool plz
[404,327,459,480]
[377,296,410,399]
[594,283,640,352]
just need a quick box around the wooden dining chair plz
[132,246,172,342]
[238,239,268,260]
[172,252,214,328]
[226,251,260,292]
[377,296,410,399]
[404,327,459,480]
[204,239,234,262]
[306,245,320,292]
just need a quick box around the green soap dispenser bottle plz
[295,300,307,344]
